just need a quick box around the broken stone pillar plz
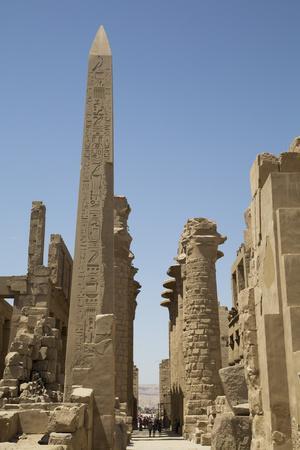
[28,201,46,275]
[179,218,226,441]
[64,26,115,450]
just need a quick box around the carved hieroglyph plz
[64,26,114,396]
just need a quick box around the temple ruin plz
[159,140,300,449]
[0,26,139,450]
[1,21,300,450]
[215,142,300,450]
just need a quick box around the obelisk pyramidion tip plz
[90,25,112,56]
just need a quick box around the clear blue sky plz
[0,1,300,384]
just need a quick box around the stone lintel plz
[0,276,27,297]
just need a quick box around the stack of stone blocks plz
[0,386,93,449]
[0,201,72,404]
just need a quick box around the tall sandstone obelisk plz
[64,26,115,450]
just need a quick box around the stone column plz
[64,26,115,450]
[28,201,46,274]
[114,197,132,409]
[128,274,140,417]
[159,359,171,425]
[180,218,226,440]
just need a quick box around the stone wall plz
[220,138,300,449]
[0,201,72,403]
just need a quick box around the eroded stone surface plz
[211,412,252,450]
[219,366,248,409]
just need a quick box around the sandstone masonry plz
[161,217,227,445]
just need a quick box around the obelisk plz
[64,26,115,450]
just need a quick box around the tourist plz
[139,417,143,431]
[175,419,180,434]
[153,421,157,437]
[148,420,153,437]
[157,419,162,436]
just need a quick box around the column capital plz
[179,218,226,259]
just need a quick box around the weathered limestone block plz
[14,332,35,347]
[5,352,23,367]
[0,379,18,387]
[70,387,93,404]
[70,388,93,450]
[48,405,85,433]
[279,151,300,172]
[114,415,129,450]
[18,409,50,433]
[211,412,252,450]
[219,365,248,410]
[49,432,73,446]
[0,411,19,442]
[0,443,66,450]
[3,364,25,380]
[250,153,279,196]
[10,340,31,356]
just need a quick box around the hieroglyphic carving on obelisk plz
[64,27,115,448]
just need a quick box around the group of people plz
[138,416,162,437]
